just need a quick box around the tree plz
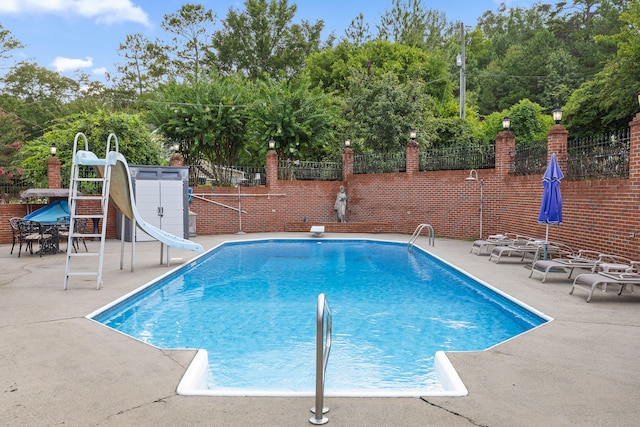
[0,23,23,62]
[249,76,342,161]
[305,39,450,104]
[344,72,437,152]
[16,109,163,187]
[343,13,371,47]
[147,75,252,183]
[0,109,26,189]
[564,1,640,136]
[114,33,171,96]
[0,62,81,138]
[160,3,216,82]
[211,0,324,79]
[377,0,450,50]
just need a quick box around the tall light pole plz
[456,22,466,119]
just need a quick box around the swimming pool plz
[90,239,550,397]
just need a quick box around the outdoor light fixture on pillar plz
[268,137,275,150]
[344,137,351,148]
[502,116,511,131]
[637,92,640,108]
[50,143,57,157]
[465,169,484,239]
[552,107,563,124]
[409,129,417,140]
[172,141,180,152]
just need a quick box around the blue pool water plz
[92,239,548,395]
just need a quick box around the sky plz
[0,0,540,83]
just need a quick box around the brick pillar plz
[547,124,568,171]
[266,149,278,188]
[629,113,640,182]
[169,152,184,166]
[495,130,515,177]
[47,155,61,189]
[342,147,353,182]
[405,139,419,174]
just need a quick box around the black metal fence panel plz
[192,162,266,186]
[278,160,342,181]
[0,173,36,203]
[419,143,495,171]
[514,140,547,176]
[353,152,406,174]
[566,129,629,180]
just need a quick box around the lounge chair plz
[570,271,640,302]
[470,233,514,255]
[529,249,600,282]
[487,236,536,263]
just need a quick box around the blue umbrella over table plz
[538,153,564,259]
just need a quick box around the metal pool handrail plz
[409,223,435,247]
[310,293,332,425]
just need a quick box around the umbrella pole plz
[544,225,549,260]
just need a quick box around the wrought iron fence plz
[192,162,266,186]
[0,173,37,203]
[60,166,103,193]
[278,160,342,181]
[353,152,406,174]
[514,140,547,175]
[566,129,629,180]
[419,143,495,171]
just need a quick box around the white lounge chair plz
[470,233,514,255]
[529,249,599,282]
[570,271,640,302]
[488,236,536,263]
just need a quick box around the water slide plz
[77,149,203,254]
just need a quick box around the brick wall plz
[3,114,640,259]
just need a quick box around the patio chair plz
[8,217,21,254]
[73,218,89,252]
[16,219,45,257]
[62,218,88,253]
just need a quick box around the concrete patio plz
[1,233,639,426]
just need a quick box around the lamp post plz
[409,129,417,140]
[465,169,483,239]
[344,137,351,148]
[502,116,511,131]
[552,107,563,124]
[50,143,57,157]
[268,137,275,150]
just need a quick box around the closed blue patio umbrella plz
[538,153,564,259]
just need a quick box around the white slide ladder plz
[63,133,114,290]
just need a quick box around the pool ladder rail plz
[408,223,435,247]
[310,293,332,425]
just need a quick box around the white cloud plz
[92,67,108,76]
[51,56,93,72]
[0,0,150,26]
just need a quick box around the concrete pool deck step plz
[1,233,639,426]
